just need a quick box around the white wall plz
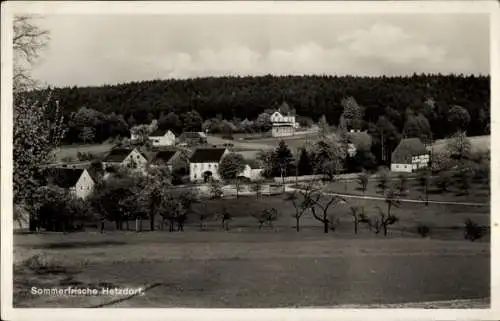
[272,126,295,137]
[73,170,95,199]
[391,163,414,173]
[149,131,175,147]
[190,162,220,182]
[123,149,148,172]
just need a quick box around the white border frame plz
[1,1,499,320]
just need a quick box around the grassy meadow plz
[14,179,490,308]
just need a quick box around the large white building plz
[270,111,296,137]
[390,138,430,173]
[189,147,229,182]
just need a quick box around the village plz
[9,11,492,310]
[35,102,441,213]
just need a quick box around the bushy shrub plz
[77,151,95,161]
[416,224,431,238]
[464,218,486,241]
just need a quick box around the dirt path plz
[289,187,489,207]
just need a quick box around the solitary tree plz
[219,153,246,198]
[446,131,471,161]
[297,148,313,176]
[417,169,431,205]
[376,167,391,194]
[251,178,264,198]
[395,173,408,196]
[209,179,224,199]
[79,126,95,144]
[357,171,369,194]
[349,205,363,234]
[286,185,316,232]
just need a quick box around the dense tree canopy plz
[22,74,489,145]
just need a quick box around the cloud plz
[31,15,489,86]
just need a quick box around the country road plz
[320,191,489,207]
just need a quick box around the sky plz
[30,14,490,87]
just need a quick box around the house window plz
[208,164,212,169]
[194,174,197,179]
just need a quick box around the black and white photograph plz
[1,1,498,319]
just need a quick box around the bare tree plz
[251,178,264,198]
[13,15,50,92]
[309,192,347,234]
[357,171,369,195]
[286,182,318,232]
[349,206,363,234]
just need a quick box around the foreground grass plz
[14,231,490,308]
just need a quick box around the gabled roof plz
[180,132,203,138]
[103,148,135,162]
[392,138,428,163]
[45,168,86,188]
[149,128,174,137]
[151,150,177,164]
[189,148,226,163]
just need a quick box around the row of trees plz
[24,73,489,142]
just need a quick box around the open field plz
[14,230,489,308]
[322,178,490,205]
[431,135,490,153]
[52,143,115,161]
[13,182,490,308]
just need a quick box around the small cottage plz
[391,138,430,173]
[44,168,96,199]
[102,148,148,173]
[148,129,176,147]
[148,149,189,174]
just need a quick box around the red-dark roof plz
[152,150,177,164]
[189,148,226,163]
[44,168,86,188]
[392,138,428,163]
[149,128,170,137]
[103,148,134,162]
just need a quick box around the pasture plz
[14,184,490,308]
[431,135,490,153]
[52,143,115,161]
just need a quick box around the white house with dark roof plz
[102,148,148,173]
[44,168,96,199]
[148,129,176,147]
[391,138,430,173]
[238,164,264,181]
[270,102,297,137]
[189,147,229,182]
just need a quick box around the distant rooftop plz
[392,138,428,163]
[189,148,226,163]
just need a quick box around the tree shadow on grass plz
[30,240,127,250]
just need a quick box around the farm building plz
[238,164,264,181]
[43,168,96,199]
[148,149,189,174]
[148,129,176,147]
[270,102,297,137]
[102,148,148,173]
[189,147,228,182]
[391,138,430,173]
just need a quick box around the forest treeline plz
[22,74,490,144]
